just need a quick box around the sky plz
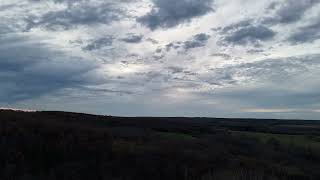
[0,0,320,119]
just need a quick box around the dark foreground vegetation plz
[1,110,320,180]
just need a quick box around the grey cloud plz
[183,33,210,50]
[26,2,124,31]
[213,82,320,113]
[203,54,320,87]
[0,4,16,11]
[83,36,114,51]
[221,20,252,32]
[235,56,317,80]
[219,21,275,46]
[146,38,159,44]
[80,87,134,95]
[165,42,182,51]
[164,33,210,52]
[152,54,165,61]
[134,71,169,86]
[288,19,320,44]
[0,24,13,34]
[0,14,29,34]
[247,49,265,54]
[267,2,279,10]
[264,0,319,24]
[210,53,231,60]
[120,34,143,43]
[0,35,100,102]
[138,0,214,30]
[167,66,184,74]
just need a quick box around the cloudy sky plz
[1,0,320,119]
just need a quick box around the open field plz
[0,110,320,180]
[231,131,320,150]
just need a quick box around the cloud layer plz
[0,0,320,119]
[0,35,100,102]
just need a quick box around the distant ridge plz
[0,108,318,122]
[0,107,36,112]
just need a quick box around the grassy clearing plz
[155,132,197,140]
[232,131,320,149]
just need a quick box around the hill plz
[1,109,320,180]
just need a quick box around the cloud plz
[165,42,182,51]
[138,0,214,30]
[219,21,275,46]
[79,86,134,95]
[214,83,320,119]
[210,53,231,60]
[264,0,319,24]
[215,79,320,111]
[288,19,320,44]
[1,0,320,119]
[167,66,184,74]
[183,33,210,50]
[201,54,320,87]
[26,1,125,31]
[83,36,114,51]
[120,33,143,43]
[247,49,265,54]
[0,34,100,102]
[162,33,210,53]
[0,22,16,34]
[146,38,159,44]
[190,54,320,119]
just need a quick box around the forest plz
[1,109,320,180]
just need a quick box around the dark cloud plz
[264,0,319,24]
[152,54,165,61]
[288,19,320,44]
[167,66,184,74]
[146,38,159,44]
[165,42,182,51]
[83,36,114,51]
[138,0,214,30]
[221,20,252,32]
[183,33,210,50]
[26,2,124,31]
[219,21,275,46]
[270,0,320,23]
[120,34,143,43]
[266,2,279,10]
[210,53,231,60]
[80,87,134,95]
[247,49,265,54]
[163,33,210,52]
[0,35,99,102]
